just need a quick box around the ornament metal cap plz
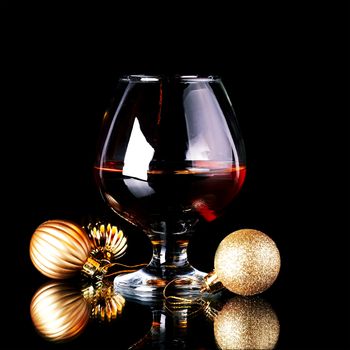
[81,257,109,279]
[201,271,224,293]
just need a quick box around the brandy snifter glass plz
[94,75,246,300]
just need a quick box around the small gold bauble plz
[88,222,127,261]
[214,229,281,296]
[214,296,280,350]
[30,220,92,279]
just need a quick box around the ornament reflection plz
[212,296,280,350]
[30,281,89,342]
[82,280,126,322]
[30,280,125,342]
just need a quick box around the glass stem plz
[151,235,190,268]
[146,223,193,279]
[113,221,205,298]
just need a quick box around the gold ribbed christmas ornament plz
[82,281,126,322]
[30,220,127,279]
[30,281,90,342]
[87,222,127,262]
[30,280,126,342]
[213,296,280,350]
[203,229,281,296]
[30,220,92,279]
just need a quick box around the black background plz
[1,2,348,349]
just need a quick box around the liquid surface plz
[95,161,246,231]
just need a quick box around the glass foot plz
[114,265,207,302]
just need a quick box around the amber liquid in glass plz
[95,161,246,231]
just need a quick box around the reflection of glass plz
[30,281,125,342]
[94,75,246,299]
[128,298,214,350]
[212,296,280,350]
[129,304,187,349]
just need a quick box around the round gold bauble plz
[214,229,281,296]
[30,220,92,279]
[214,296,280,350]
[30,281,89,342]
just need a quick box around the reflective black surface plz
[2,2,347,349]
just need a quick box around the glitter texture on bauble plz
[203,229,281,296]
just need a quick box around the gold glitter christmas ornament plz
[30,220,127,279]
[213,296,280,350]
[203,229,281,296]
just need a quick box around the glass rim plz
[120,74,221,83]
